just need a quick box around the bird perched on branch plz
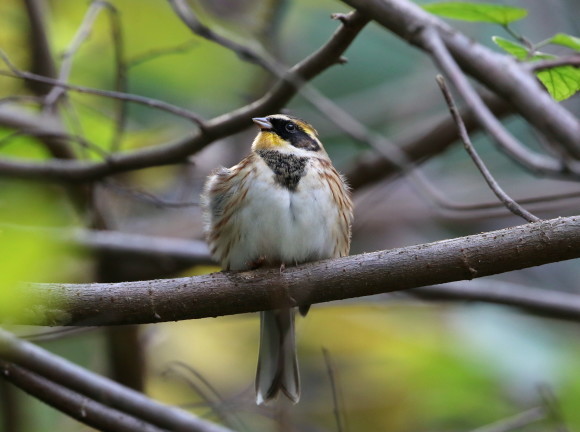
[202,114,352,404]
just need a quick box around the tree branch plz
[0,11,368,182]
[411,281,580,323]
[345,92,514,190]
[526,55,580,72]
[19,215,580,326]
[0,328,234,432]
[435,75,540,222]
[22,0,57,94]
[340,0,580,160]
[418,25,580,179]
[0,362,168,432]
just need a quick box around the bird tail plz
[255,309,300,405]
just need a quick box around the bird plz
[201,114,352,405]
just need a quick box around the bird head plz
[251,114,326,155]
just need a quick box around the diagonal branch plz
[0,11,368,182]
[340,0,580,160]
[18,215,580,326]
[419,25,580,179]
[0,328,234,432]
[435,74,540,222]
[345,92,515,190]
[0,362,168,432]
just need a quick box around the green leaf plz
[492,36,528,59]
[549,33,580,51]
[492,37,580,101]
[492,36,554,62]
[537,66,580,101]
[422,2,528,25]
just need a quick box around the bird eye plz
[285,123,296,133]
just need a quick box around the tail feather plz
[255,309,300,405]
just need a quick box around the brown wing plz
[319,158,353,258]
[201,153,256,269]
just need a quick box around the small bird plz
[202,114,352,405]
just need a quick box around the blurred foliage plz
[0,0,579,431]
[0,182,73,323]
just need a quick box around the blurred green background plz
[1,0,580,431]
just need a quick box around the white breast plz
[226,158,338,270]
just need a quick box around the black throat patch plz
[257,150,309,192]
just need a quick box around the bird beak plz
[252,117,273,130]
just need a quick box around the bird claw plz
[248,256,266,270]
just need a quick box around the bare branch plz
[322,348,347,432]
[417,26,580,179]
[128,40,198,68]
[164,362,246,430]
[13,224,580,324]
[44,2,114,107]
[0,328,234,432]
[435,75,540,223]
[18,215,580,326]
[411,281,580,323]
[340,0,580,159]
[0,55,205,126]
[168,0,272,70]
[0,362,168,432]
[102,179,200,208]
[23,0,57,93]
[0,224,213,266]
[526,55,580,72]
[0,11,368,181]
[345,92,516,190]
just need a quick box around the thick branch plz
[21,215,580,326]
[23,0,57,93]
[346,92,513,190]
[0,329,233,432]
[0,363,167,432]
[340,0,580,159]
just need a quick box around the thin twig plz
[398,170,580,217]
[128,40,199,68]
[44,1,112,107]
[102,179,200,208]
[538,385,569,432]
[168,0,273,71]
[525,55,580,72]
[0,50,205,126]
[322,348,347,432]
[164,362,248,431]
[103,2,129,153]
[435,75,540,223]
